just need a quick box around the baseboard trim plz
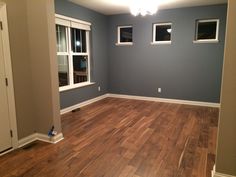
[18,132,64,148]
[18,133,38,148]
[60,94,109,115]
[0,148,14,156]
[60,93,220,116]
[212,165,236,177]
[107,94,220,108]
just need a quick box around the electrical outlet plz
[158,88,162,93]
[98,86,101,92]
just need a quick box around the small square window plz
[117,26,133,45]
[152,23,172,44]
[195,19,219,42]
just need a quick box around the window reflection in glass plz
[56,25,67,52]
[155,25,172,41]
[57,55,69,87]
[73,55,88,84]
[197,21,217,40]
[71,28,87,53]
[120,27,133,43]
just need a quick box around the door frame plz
[0,2,18,150]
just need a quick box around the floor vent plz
[72,108,81,112]
[22,142,37,150]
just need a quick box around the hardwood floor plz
[0,98,219,177]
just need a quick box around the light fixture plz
[130,0,159,16]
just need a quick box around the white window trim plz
[194,19,220,43]
[59,82,95,92]
[55,14,93,92]
[116,25,133,46]
[55,14,91,27]
[152,22,172,45]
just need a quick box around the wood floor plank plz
[0,98,219,177]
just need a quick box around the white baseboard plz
[0,148,14,156]
[18,133,38,148]
[212,165,236,177]
[107,94,220,108]
[60,94,109,115]
[60,93,220,115]
[18,132,64,148]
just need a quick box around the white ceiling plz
[69,0,227,15]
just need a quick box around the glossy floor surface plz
[0,98,219,177]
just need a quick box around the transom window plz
[117,26,133,45]
[195,19,219,42]
[152,23,172,44]
[55,14,91,91]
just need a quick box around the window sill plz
[115,42,133,46]
[151,41,172,45]
[59,82,95,92]
[193,40,219,43]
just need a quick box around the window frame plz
[55,14,94,92]
[116,25,133,46]
[152,22,172,45]
[194,19,220,43]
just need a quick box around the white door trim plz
[0,3,18,149]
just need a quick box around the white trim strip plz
[55,14,91,26]
[59,82,95,92]
[18,133,64,148]
[0,148,14,156]
[212,165,236,177]
[60,93,220,116]
[107,94,220,108]
[213,173,236,177]
[60,94,108,115]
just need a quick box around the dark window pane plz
[155,25,171,41]
[71,28,87,53]
[81,30,87,52]
[73,55,88,84]
[197,21,217,40]
[57,55,69,87]
[56,25,67,52]
[120,27,133,42]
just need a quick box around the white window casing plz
[152,22,172,45]
[194,19,219,43]
[55,14,94,92]
[116,25,133,46]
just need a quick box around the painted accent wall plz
[108,5,227,103]
[55,2,227,108]
[55,0,109,109]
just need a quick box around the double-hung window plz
[55,14,91,91]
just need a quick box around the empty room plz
[0,0,235,177]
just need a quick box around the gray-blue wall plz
[55,1,227,109]
[108,5,227,103]
[55,0,109,109]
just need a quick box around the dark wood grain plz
[0,98,219,177]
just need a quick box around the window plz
[117,26,133,45]
[195,19,219,42]
[55,14,92,91]
[152,23,172,44]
